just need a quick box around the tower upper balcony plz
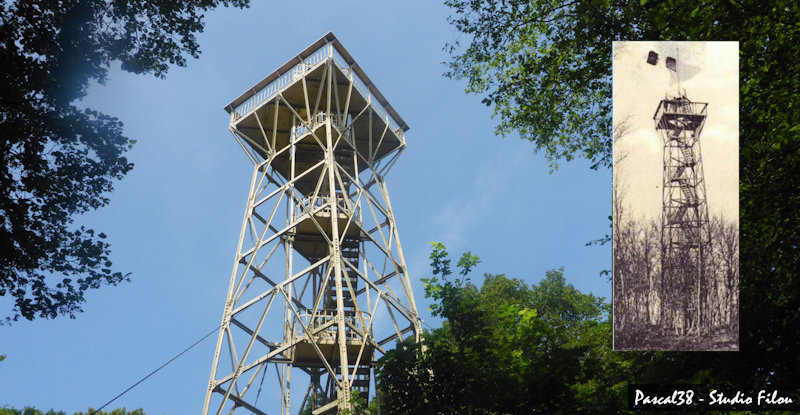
[653,96,708,132]
[224,32,409,172]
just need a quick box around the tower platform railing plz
[293,309,370,343]
[653,97,708,131]
[230,43,404,138]
[291,112,351,140]
[294,193,359,220]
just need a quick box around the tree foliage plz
[445,0,800,392]
[378,244,629,414]
[444,0,626,169]
[0,0,249,321]
[444,0,798,169]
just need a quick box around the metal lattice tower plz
[203,33,422,415]
[654,96,711,335]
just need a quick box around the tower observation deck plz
[203,33,422,415]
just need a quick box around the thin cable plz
[420,318,437,331]
[89,318,438,414]
[419,317,458,348]
[88,324,221,415]
[252,363,268,409]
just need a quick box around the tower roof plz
[224,32,409,132]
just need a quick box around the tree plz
[0,0,250,321]
[377,244,631,414]
[444,0,623,170]
[613,214,738,350]
[445,0,800,391]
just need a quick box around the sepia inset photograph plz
[613,41,739,351]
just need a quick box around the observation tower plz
[653,96,711,335]
[203,33,422,414]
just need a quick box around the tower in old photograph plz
[648,47,717,338]
[653,92,711,335]
[203,33,422,414]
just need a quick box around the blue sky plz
[0,2,609,413]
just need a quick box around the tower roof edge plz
[224,32,410,132]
